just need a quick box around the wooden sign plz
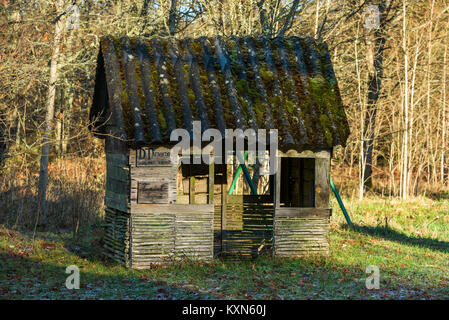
[137,181,169,203]
[135,147,173,166]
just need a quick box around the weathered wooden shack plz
[89,35,349,269]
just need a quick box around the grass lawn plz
[1,196,448,300]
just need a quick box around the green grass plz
[1,196,448,300]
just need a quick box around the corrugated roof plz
[90,35,349,151]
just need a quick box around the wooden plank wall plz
[102,142,333,263]
[273,150,332,257]
[129,147,177,205]
[274,208,331,257]
[175,207,214,259]
[221,195,273,259]
[105,136,130,212]
[129,204,214,269]
[103,207,130,266]
[130,208,175,267]
[314,157,331,208]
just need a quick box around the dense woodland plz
[0,0,448,231]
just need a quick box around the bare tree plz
[361,0,391,191]
[257,0,302,37]
[168,0,178,35]
[36,0,65,222]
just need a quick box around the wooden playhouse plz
[89,35,349,269]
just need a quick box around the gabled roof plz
[89,35,349,151]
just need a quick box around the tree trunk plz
[362,1,386,190]
[314,0,320,38]
[425,0,435,186]
[441,38,447,184]
[168,0,178,36]
[407,36,420,197]
[401,0,409,199]
[37,0,64,215]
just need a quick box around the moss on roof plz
[90,35,349,151]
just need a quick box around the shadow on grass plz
[2,226,448,300]
[350,224,449,254]
[0,248,214,299]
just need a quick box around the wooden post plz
[273,153,281,257]
[314,156,330,208]
[221,165,227,254]
[189,176,196,204]
[208,155,214,204]
[274,154,281,209]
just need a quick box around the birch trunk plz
[401,0,409,199]
[425,0,435,186]
[408,38,420,195]
[314,0,321,39]
[354,24,365,200]
[441,39,447,184]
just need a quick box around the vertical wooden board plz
[275,156,281,208]
[106,163,129,182]
[314,156,330,208]
[221,165,227,254]
[189,176,196,204]
[106,177,128,195]
[208,160,214,204]
[105,192,129,212]
[273,155,281,257]
[105,148,130,212]
[106,152,129,168]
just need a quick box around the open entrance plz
[220,153,274,258]
[176,152,274,258]
[279,158,316,207]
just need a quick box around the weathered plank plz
[105,191,129,212]
[276,207,331,218]
[279,149,331,159]
[208,160,214,204]
[130,203,213,214]
[130,163,177,204]
[131,147,173,167]
[315,157,330,208]
[127,204,214,267]
[103,207,130,267]
[137,181,169,204]
[273,215,330,257]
